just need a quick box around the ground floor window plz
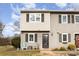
[62,33,68,43]
[28,33,35,43]
[25,33,37,43]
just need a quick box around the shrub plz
[52,48,59,51]
[0,37,11,46]
[11,36,20,48]
[59,47,66,51]
[67,44,76,50]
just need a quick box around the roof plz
[21,10,79,14]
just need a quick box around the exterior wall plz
[50,14,79,48]
[20,11,79,50]
[20,32,49,50]
[20,13,50,31]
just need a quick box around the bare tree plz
[0,21,5,37]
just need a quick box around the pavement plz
[40,50,67,56]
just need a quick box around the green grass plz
[0,45,42,56]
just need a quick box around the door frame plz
[42,34,49,48]
[75,34,79,48]
[74,32,79,48]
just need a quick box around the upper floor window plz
[59,14,71,24]
[29,13,41,22]
[29,14,35,22]
[61,15,68,24]
[75,15,79,24]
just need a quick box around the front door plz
[42,34,49,48]
[75,34,79,48]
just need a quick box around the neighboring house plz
[20,10,79,50]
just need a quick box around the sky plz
[0,3,79,37]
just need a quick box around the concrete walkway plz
[40,50,66,56]
[40,50,79,56]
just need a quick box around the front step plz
[76,48,79,51]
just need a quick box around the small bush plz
[52,48,59,51]
[67,44,76,50]
[59,47,66,51]
[52,47,66,51]
[11,36,20,49]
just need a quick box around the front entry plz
[75,34,79,48]
[42,34,49,48]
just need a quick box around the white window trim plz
[74,15,79,24]
[28,33,35,43]
[62,33,68,42]
[29,13,41,23]
[61,14,68,24]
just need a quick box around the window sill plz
[28,42,35,43]
[62,42,67,44]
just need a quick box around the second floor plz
[20,10,79,31]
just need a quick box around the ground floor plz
[20,31,79,50]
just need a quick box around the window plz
[63,34,67,41]
[62,33,68,42]
[29,13,41,22]
[28,33,35,43]
[61,15,68,24]
[36,13,41,21]
[29,14,35,22]
[75,15,79,24]
[29,34,33,41]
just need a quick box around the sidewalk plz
[40,50,79,56]
[40,50,67,56]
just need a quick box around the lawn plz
[0,45,43,56]
[0,45,79,56]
